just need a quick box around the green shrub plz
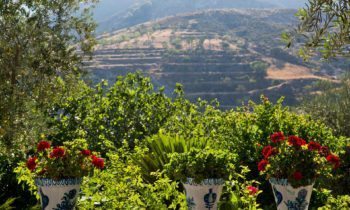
[132,130,208,183]
[48,73,175,153]
[164,148,237,184]
[219,167,262,210]
[318,195,350,210]
[79,145,187,209]
[303,74,350,137]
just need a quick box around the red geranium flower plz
[38,168,47,176]
[81,149,91,156]
[92,156,104,169]
[258,159,268,171]
[288,136,306,147]
[319,146,330,157]
[270,132,285,143]
[326,154,340,169]
[37,141,50,152]
[26,157,37,171]
[262,145,277,159]
[247,186,258,195]
[308,141,321,151]
[293,171,303,181]
[50,147,65,158]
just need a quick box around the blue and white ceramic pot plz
[269,178,314,210]
[183,178,224,210]
[35,178,82,210]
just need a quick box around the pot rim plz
[269,178,315,187]
[35,177,82,187]
[183,178,225,186]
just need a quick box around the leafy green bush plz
[132,130,208,183]
[219,167,262,210]
[318,195,350,210]
[79,145,187,209]
[48,73,175,153]
[165,148,237,184]
[303,75,350,137]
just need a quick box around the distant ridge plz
[94,0,305,33]
[97,8,298,39]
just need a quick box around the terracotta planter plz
[269,178,314,210]
[183,178,224,210]
[35,178,82,210]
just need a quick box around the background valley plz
[86,0,346,108]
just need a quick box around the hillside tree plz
[285,0,350,59]
[0,0,97,148]
[0,0,97,207]
[288,0,350,137]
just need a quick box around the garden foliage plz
[13,73,350,209]
[165,148,237,183]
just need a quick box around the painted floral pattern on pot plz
[183,178,224,210]
[204,189,217,210]
[36,178,82,210]
[270,178,314,210]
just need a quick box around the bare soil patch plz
[266,63,334,81]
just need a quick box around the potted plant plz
[258,132,340,210]
[165,148,236,210]
[25,139,104,210]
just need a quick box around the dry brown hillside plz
[86,9,344,107]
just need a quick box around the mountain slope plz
[86,9,341,108]
[95,0,307,33]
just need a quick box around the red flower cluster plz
[270,132,285,143]
[81,149,91,156]
[50,147,65,158]
[262,145,277,159]
[258,132,341,180]
[326,154,340,169]
[37,141,50,152]
[288,135,306,147]
[247,186,258,195]
[26,139,106,177]
[293,171,303,181]
[258,159,268,171]
[26,157,37,171]
[308,141,321,151]
[92,155,104,169]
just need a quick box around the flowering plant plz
[25,139,104,179]
[258,132,340,187]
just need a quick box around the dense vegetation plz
[11,72,350,209]
[1,0,350,209]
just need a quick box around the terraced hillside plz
[86,9,343,108]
